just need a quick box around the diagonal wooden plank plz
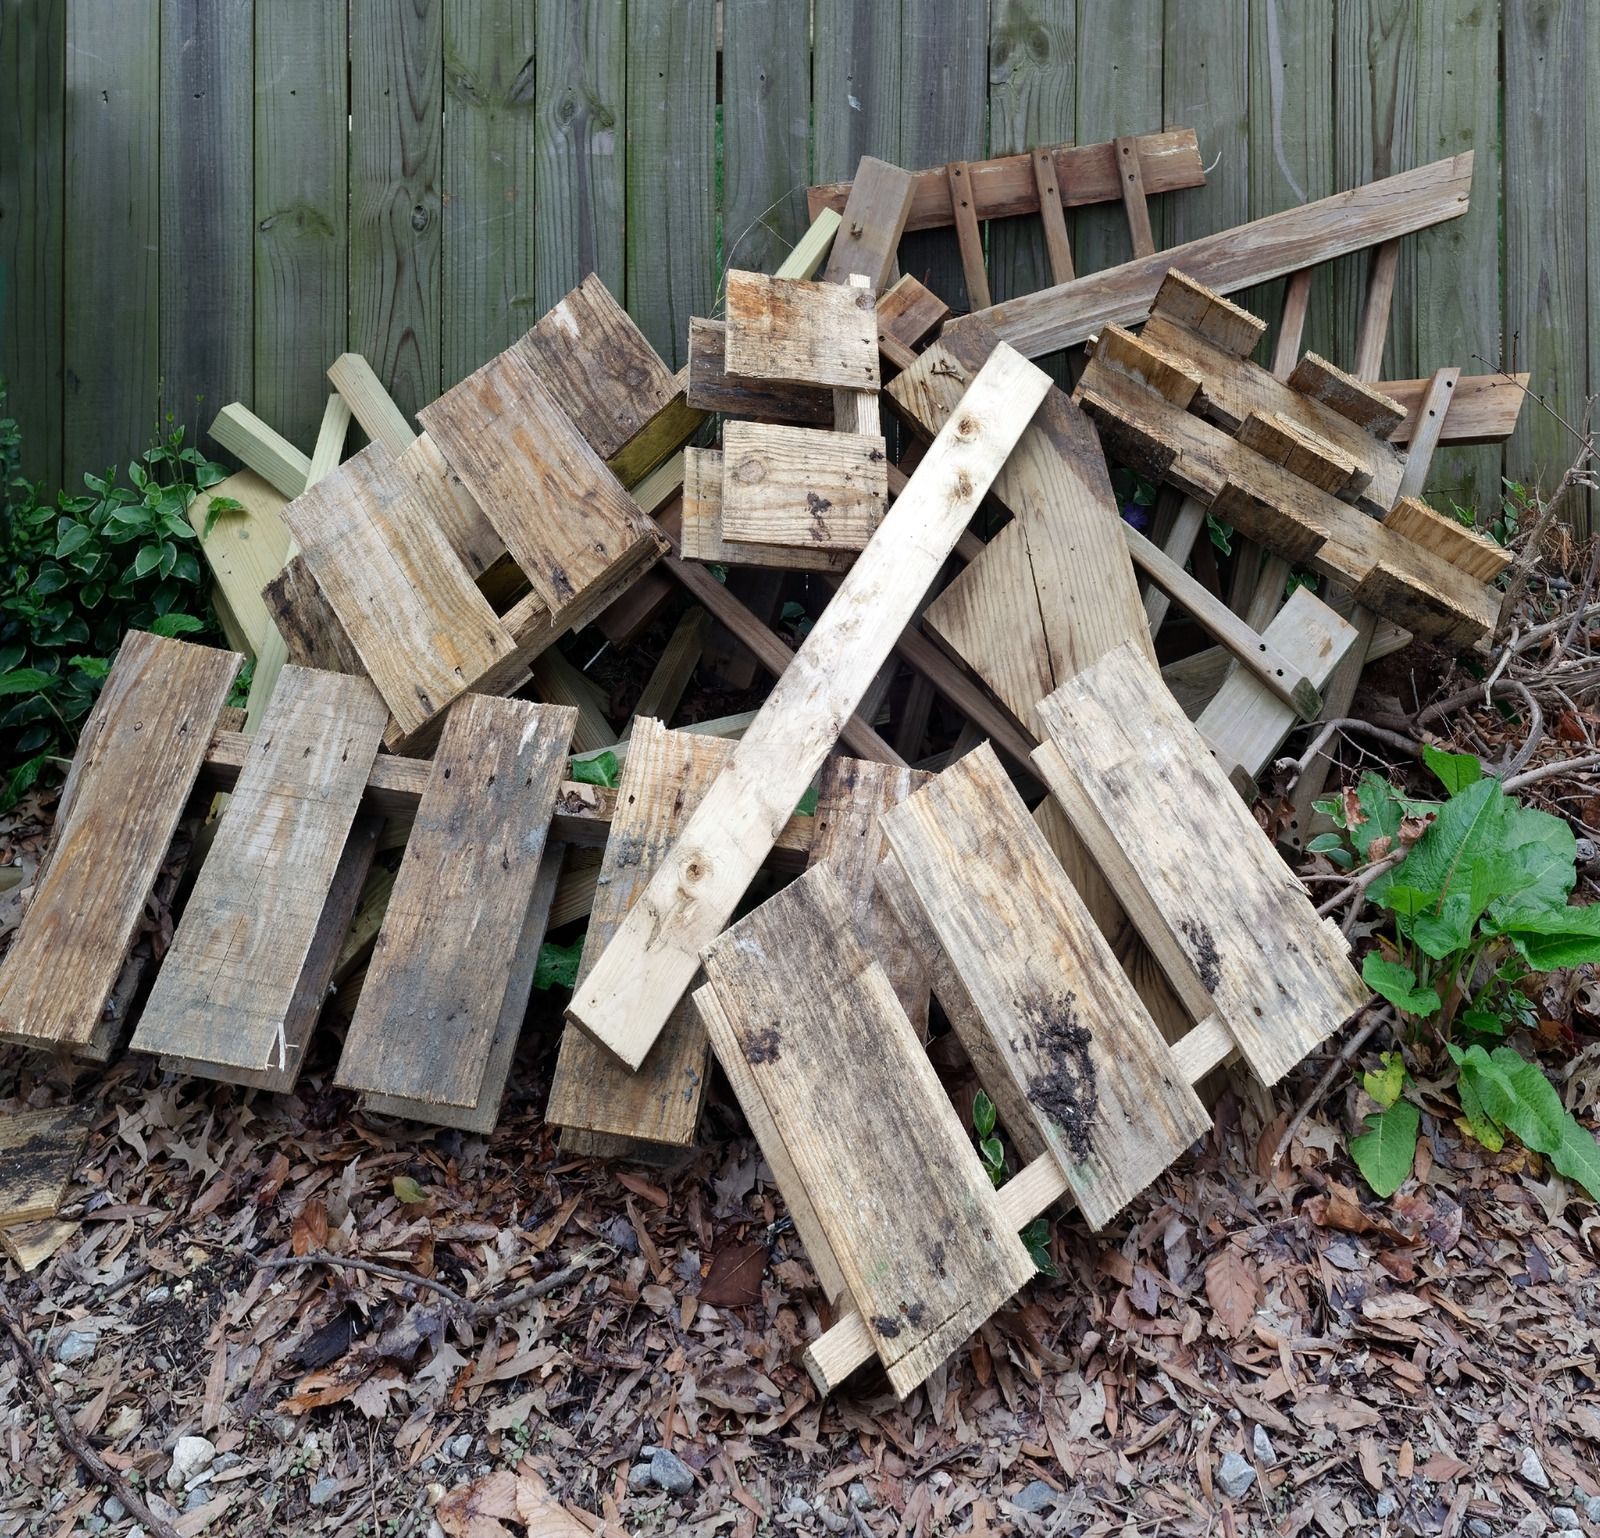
[701,865,1037,1397]
[566,344,1053,1070]
[0,633,241,1053]
[336,696,578,1108]
[131,668,388,1081]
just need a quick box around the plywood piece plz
[686,318,832,424]
[418,347,664,618]
[0,1105,93,1230]
[883,745,1209,1227]
[821,155,915,290]
[701,866,1037,1397]
[1288,352,1408,438]
[678,448,853,574]
[1032,644,1368,1085]
[545,720,732,1151]
[567,344,1053,1070]
[724,271,880,391]
[132,668,387,1081]
[280,443,518,738]
[1384,496,1510,582]
[337,697,576,1109]
[720,422,888,551]
[0,633,241,1052]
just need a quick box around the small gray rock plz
[848,1482,874,1511]
[1375,1492,1397,1519]
[102,1497,126,1522]
[1217,1451,1257,1500]
[626,1464,654,1494]
[447,1433,473,1460]
[649,1449,695,1496]
[1521,1447,1551,1491]
[54,1329,98,1365]
[308,1477,340,1509]
[1552,1509,1581,1532]
[1252,1425,1275,1466]
[1011,1480,1056,1513]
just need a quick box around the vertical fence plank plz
[161,0,253,451]
[1162,0,1250,257]
[900,0,988,312]
[1331,0,1415,377]
[1073,0,1162,281]
[442,1,536,386]
[255,0,348,453]
[1504,0,1589,532]
[987,0,1075,306]
[0,0,65,488]
[813,0,902,183]
[1247,0,1336,361]
[64,0,160,478]
[1412,0,1502,520]
[626,0,716,367]
[534,0,625,317]
[350,0,442,424]
[722,0,811,285]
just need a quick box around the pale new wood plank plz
[701,866,1037,1396]
[567,344,1052,1069]
[546,720,733,1150]
[0,1106,92,1230]
[418,346,663,618]
[0,633,240,1052]
[685,318,832,425]
[821,156,915,290]
[720,422,888,551]
[882,744,1209,1228]
[337,697,577,1108]
[1032,644,1368,1086]
[279,443,518,738]
[724,271,880,391]
[679,448,853,574]
[132,668,388,1079]
[943,155,1473,358]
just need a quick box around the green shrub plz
[0,395,229,807]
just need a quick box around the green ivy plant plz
[1311,748,1600,1199]
[0,399,228,807]
[972,1090,1056,1275]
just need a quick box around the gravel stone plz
[1217,1451,1256,1500]
[1012,1480,1056,1513]
[650,1448,695,1496]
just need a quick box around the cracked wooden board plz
[701,865,1037,1398]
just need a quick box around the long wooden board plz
[335,696,578,1109]
[882,745,1210,1229]
[701,865,1038,1398]
[0,632,241,1054]
[1032,644,1368,1086]
[943,155,1473,358]
[567,344,1053,1070]
[131,668,388,1082]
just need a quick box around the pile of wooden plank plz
[1,130,1529,1395]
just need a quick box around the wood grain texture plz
[679,447,854,574]
[132,668,387,1079]
[1033,644,1369,1086]
[882,744,1210,1228]
[822,156,916,291]
[546,720,732,1151]
[349,0,442,422]
[568,345,1053,1070]
[685,318,833,425]
[280,443,517,736]
[944,156,1473,359]
[254,0,349,452]
[720,422,888,551]
[337,696,577,1106]
[702,865,1037,1398]
[419,347,662,617]
[0,633,240,1052]
[0,1105,91,1230]
[725,272,879,391]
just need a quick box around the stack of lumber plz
[0,130,1529,1395]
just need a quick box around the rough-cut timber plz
[679,448,853,574]
[336,697,578,1111]
[1032,644,1369,1085]
[0,632,241,1055]
[132,668,388,1085]
[724,271,879,392]
[567,344,1053,1071]
[701,866,1037,1399]
[882,745,1210,1228]
[720,421,888,551]
[944,155,1473,357]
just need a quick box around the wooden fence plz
[1,0,1595,533]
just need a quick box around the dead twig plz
[1271,1000,1391,1168]
[0,1299,182,1538]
